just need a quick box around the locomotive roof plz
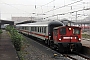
[53,26,81,29]
[16,24,30,26]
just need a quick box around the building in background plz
[12,17,43,24]
[12,17,36,23]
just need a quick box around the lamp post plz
[36,13,46,21]
[0,11,1,20]
[76,11,77,22]
[57,14,65,20]
[70,6,73,22]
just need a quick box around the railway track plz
[23,34,90,60]
[82,38,90,41]
[62,52,90,60]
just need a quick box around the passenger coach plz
[16,21,64,43]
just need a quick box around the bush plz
[6,25,24,51]
[82,34,90,39]
[0,29,2,34]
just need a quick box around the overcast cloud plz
[0,0,90,21]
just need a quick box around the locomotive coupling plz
[70,44,74,51]
[53,54,58,58]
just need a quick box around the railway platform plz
[81,38,90,56]
[82,38,90,48]
[0,30,19,60]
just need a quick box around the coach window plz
[22,27,23,29]
[19,27,21,29]
[38,27,39,32]
[31,27,34,31]
[31,27,32,31]
[26,27,27,30]
[44,27,46,33]
[33,27,34,31]
[24,27,26,30]
[26,27,29,30]
[22,27,24,29]
[32,27,33,31]
[24,27,25,29]
[34,27,35,31]
[20,27,21,29]
[42,27,43,33]
[40,27,41,33]
[24,27,25,30]
[21,27,22,29]
[25,27,27,30]
[41,27,42,33]
[36,27,37,32]
[60,28,66,35]
[23,27,24,29]
[26,27,28,30]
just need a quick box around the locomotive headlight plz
[69,28,71,30]
[59,39,61,40]
[79,38,81,40]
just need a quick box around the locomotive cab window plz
[60,28,66,35]
[73,28,80,35]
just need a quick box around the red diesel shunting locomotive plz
[53,26,82,52]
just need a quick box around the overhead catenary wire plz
[31,0,56,18]
[0,2,59,8]
[0,3,41,6]
[33,0,56,15]
[44,7,90,19]
[0,2,31,14]
[1,0,82,15]
[1,0,89,21]
[44,0,83,13]
[34,0,56,9]
[43,0,84,20]
[0,0,56,15]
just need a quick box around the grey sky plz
[0,0,90,21]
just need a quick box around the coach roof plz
[28,20,64,26]
[16,20,64,27]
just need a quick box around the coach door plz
[53,29,58,42]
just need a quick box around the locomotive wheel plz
[45,39,48,44]
[58,44,64,53]
[77,43,82,52]
[45,39,50,46]
[50,41,54,49]
[47,40,50,46]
